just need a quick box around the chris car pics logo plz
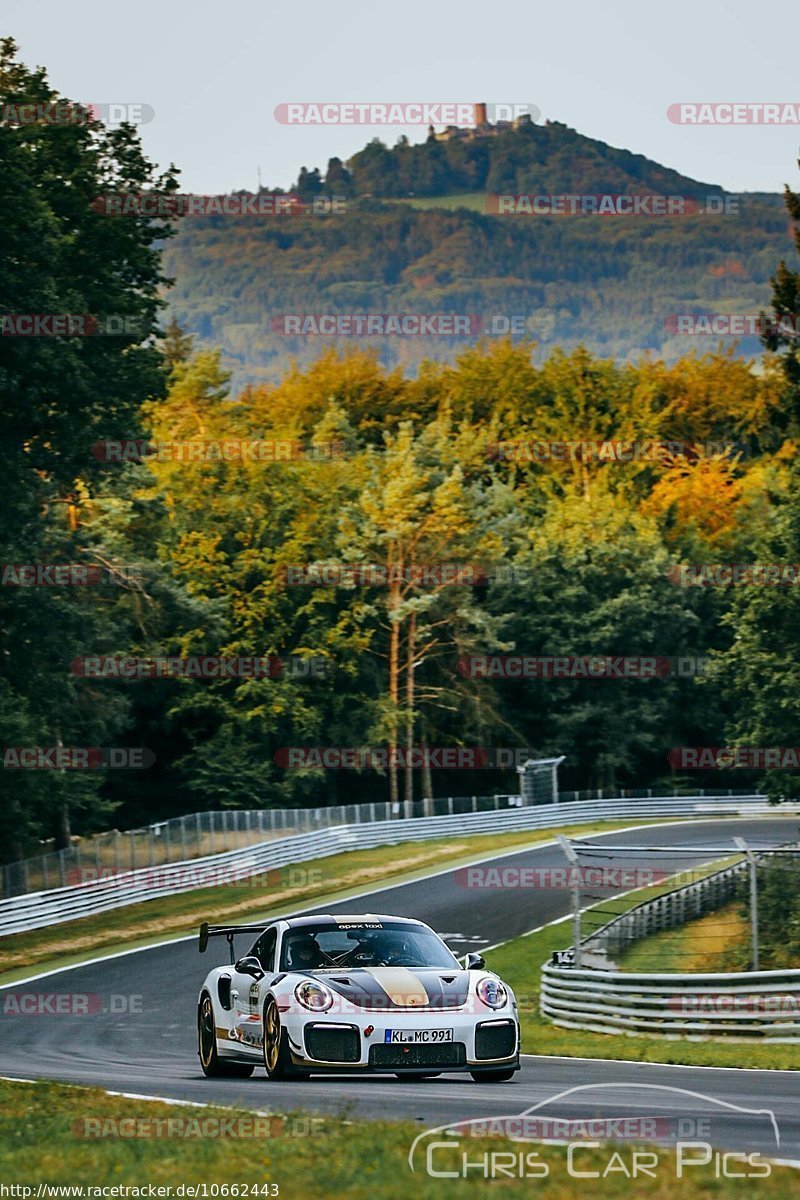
[408,1084,779,1180]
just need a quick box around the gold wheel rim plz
[199,996,215,1067]
[264,1002,280,1071]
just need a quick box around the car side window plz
[253,927,277,972]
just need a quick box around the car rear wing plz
[199,921,271,961]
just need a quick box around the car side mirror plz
[466,952,486,970]
[235,955,264,979]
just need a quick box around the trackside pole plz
[734,836,760,971]
[557,835,581,968]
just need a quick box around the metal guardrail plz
[0,793,784,938]
[540,962,800,1040]
[580,859,747,966]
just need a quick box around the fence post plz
[734,837,760,971]
[557,835,581,969]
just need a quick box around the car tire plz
[470,1068,516,1083]
[197,993,255,1078]
[262,997,305,1080]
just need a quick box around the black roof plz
[282,913,424,929]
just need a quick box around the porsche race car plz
[196,913,520,1081]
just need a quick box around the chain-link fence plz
[552,836,800,971]
[1,793,532,899]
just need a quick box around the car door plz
[230,928,277,1053]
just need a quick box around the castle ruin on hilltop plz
[428,101,534,142]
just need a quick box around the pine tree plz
[162,317,195,373]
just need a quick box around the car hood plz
[314,967,472,1009]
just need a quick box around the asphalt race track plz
[2,818,800,1162]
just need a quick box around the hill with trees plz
[160,122,787,391]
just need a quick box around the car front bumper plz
[283,1009,520,1072]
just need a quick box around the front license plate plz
[384,1028,454,1044]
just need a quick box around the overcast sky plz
[5,0,799,195]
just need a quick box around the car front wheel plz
[262,997,305,1080]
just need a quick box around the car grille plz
[304,1024,360,1063]
[475,1020,517,1060]
[369,1042,467,1068]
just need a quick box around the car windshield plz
[279,921,459,971]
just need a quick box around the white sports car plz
[196,913,520,1081]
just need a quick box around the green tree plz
[0,38,179,854]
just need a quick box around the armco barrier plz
[581,858,748,966]
[0,794,786,938]
[540,962,800,1040]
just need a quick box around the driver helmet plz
[289,935,321,969]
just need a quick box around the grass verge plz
[619,901,750,973]
[0,818,675,984]
[0,1078,797,1196]
[381,192,489,212]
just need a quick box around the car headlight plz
[294,980,334,1012]
[476,977,508,1009]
